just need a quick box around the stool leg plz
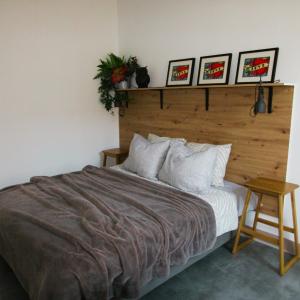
[253,193,263,231]
[103,154,107,167]
[291,191,300,258]
[232,189,252,254]
[278,194,285,276]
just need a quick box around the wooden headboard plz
[119,85,294,186]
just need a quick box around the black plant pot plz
[136,67,150,88]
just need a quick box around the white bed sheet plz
[111,165,257,237]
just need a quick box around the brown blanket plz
[0,166,216,300]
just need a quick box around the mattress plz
[112,165,258,237]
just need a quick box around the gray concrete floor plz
[142,241,300,300]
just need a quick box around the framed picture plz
[166,58,195,87]
[197,53,232,85]
[235,47,279,84]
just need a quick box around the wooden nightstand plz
[101,148,128,167]
[232,177,299,276]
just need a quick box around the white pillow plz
[148,133,186,144]
[123,133,170,180]
[158,143,217,193]
[187,142,231,187]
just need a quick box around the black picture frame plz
[166,58,195,87]
[235,47,279,84]
[197,53,232,86]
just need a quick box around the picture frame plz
[197,53,232,86]
[166,58,195,87]
[235,47,279,84]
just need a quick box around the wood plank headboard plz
[119,85,294,187]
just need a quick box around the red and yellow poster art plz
[243,56,270,78]
[203,61,225,80]
[171,65,190,81]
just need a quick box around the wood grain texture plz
[246,177,299,196]
[119,86,294,187]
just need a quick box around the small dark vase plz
[135,67,150,88]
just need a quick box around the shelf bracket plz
[205,88,209,111]
[125,91,128,108]
[268,87,273,113]
[160,89,164,110]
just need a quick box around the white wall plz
[118,0,300,240]
[0,0,119,188]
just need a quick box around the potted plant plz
[94,53,140,112]
[126,56,140,88]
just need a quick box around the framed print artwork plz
[197,53,232,85]
[166,58,195,87]
[235,47,279,84]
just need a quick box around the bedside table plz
[232,177,299,276]
[101,148,128,167]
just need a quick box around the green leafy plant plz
[94,53,140,112]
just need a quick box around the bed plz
[0,163,256,300]
[0,81,293,300]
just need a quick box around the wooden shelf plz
[117,83,293,113]
[117,83,291,92]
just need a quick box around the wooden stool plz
[232,177,299,276]
[101,148,128,167]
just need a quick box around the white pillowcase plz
[187,142,231,187]
[123,133,170,180]
[148,133,187,144]
[158,143,217,193]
